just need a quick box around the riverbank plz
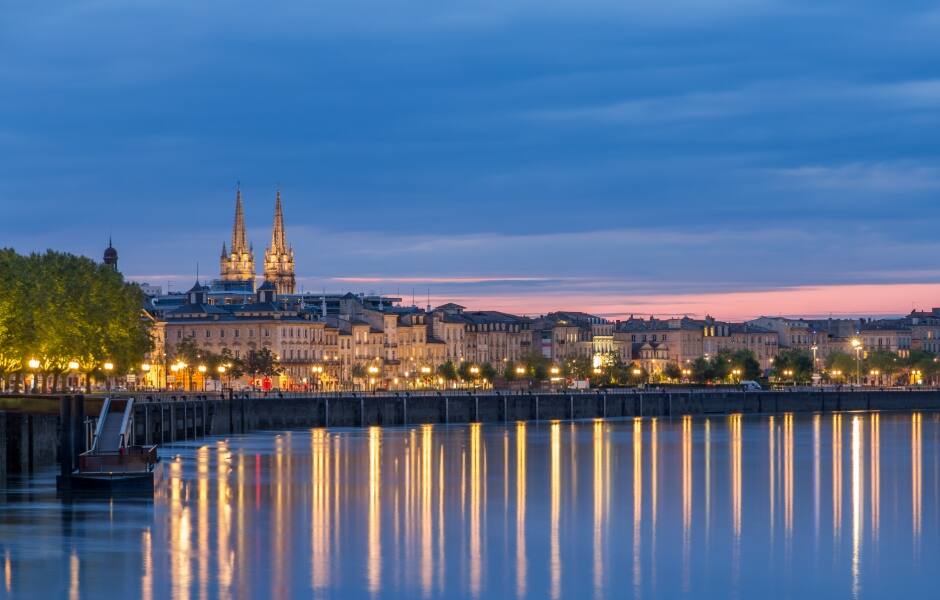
[5,389,940,482]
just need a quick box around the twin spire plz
[219,184,296,294]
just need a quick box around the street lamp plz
[311,365,324,392]
[103,361,114,393]
[368,365,379,391]
[851,338,863,386]
[27,358,40,393]
[811,344,819,372]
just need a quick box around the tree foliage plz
[0,249,151,391]
[772,348,814,383]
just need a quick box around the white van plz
[741,380,762,391]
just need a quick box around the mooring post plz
[59,395,72,480]
[71,395,84,463]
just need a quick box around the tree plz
[663,362,682,381]
[457,361,475,384]
[826,352,857,382]
[627,363,648,385]
[719,349,761,381]
[480,362,496,383]
[503,360,518,381]
[563,356,592,379]
[245,348,281,379]
[0,249,151,392]
[772,348,814,383]
[437,361,457,382]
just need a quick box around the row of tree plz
[170,337,282,386]
[0,250,152,392]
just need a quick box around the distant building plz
[103,237,118,271]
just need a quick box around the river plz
[0,412,936,598]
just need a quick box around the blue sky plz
[2,0,940,318]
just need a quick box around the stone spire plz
[264,188,296,294]
[220,183,256,289]
[231,183,249,253]
[271,188,287,251]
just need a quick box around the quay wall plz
[6,390,940,483]
[146,389,940,438]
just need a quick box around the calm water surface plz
[0,412,938,599]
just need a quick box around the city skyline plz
[106,185,940,321]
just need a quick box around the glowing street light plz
[27,358,40,370]
[851,338,863,385]
[141,363,151,372]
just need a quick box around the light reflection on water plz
[0,412,939,599]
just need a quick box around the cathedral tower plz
[103,237,118,271]
[263,189,296,294]
[220,184,256,290]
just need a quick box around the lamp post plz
[198,365,207,391]
[420,365,431,389]
[27,358,40,393]
[217,365,227,390]
[67,360,80,392]
[851,338,863,386]
[103,361,114,393]
[368,365,379,392]
[731,367,742,383]
[811,344,819,373]
[311,365,324,392]
[140,363,151,391]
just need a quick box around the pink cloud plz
[434,282,940,321]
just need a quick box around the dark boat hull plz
[57,471,155,496]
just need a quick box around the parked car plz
[740,380,762,391]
